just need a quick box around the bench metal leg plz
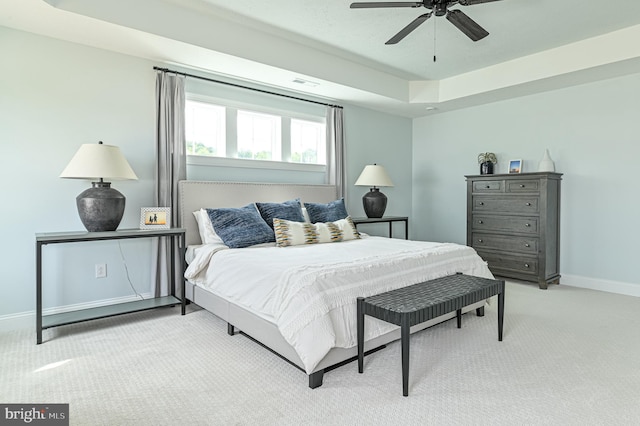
[476,306,485,317]
[456,309,462,328]
[498,284,505,341]
[227,323,235,336]
[401,315,410,397]
[357,297,365,373]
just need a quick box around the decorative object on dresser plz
[466,172,562,289]
[59,141,138,232]
[508,159,522,174]
[477,152,497,175]
[354,164,394,218]
[538,149,556,172]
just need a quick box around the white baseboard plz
[0,293,154,332]
[560,274,640,297]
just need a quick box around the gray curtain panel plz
[326,106,345,199]
[153,70,186,297]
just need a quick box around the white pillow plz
[301,207,310,223]
[192,209,224,245]
[273,216,360,248]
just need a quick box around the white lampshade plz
[354,164,394,188]
[60,142,138,181]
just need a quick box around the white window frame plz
[185,94,327,173]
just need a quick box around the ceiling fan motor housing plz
[434,2,449,16]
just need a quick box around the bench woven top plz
[362,274,503,327]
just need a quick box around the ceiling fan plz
[350,0,504,45]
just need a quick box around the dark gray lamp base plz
[362,187,387,218]
[76,181,125,232]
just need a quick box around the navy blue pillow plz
[255,199,305,229]
[206,204,275,248]
[304,199,349,223]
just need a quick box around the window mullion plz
[226,107,238,158]
[281,116,291,163]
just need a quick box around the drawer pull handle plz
[524,243,530,247]
[525,223,531,227]
[485,185,490,189]
[524,263,530,268]
[479,202,484,206]
[525,202,531,206]
[478,220,483,224]
[478,239,483,243]
[520,184,525,188]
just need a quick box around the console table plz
[35,228,186,344]
[351,216,409,239]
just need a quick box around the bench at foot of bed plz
[225,303,486,390]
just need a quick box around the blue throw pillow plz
[304,199,349,223]
[255,199,305,229]
[206,204,275,248]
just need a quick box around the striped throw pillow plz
[273,216,360,248]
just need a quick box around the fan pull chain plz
[433,17,437,62]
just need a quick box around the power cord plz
[118,241,144,300]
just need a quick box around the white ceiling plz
[194,0,640,80]
[4,0,640,117]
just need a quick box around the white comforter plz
[185,236,493,374]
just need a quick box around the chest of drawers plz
[466,172,562,289]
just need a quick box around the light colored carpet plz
[2,281,640,425]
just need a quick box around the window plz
[291,119,326,165]
[185,100,225,157]
[185,97,326,168]
[237,110,281,161]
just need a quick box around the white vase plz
[538,149,555,172]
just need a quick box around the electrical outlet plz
[95,263,107,278]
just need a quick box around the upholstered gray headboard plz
[178,180,338,246]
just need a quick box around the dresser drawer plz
[471,233,538,254]
[472,215,539,234]
[476,251,539,275]
[472,180,503,193]
[507,180,539,193]
[473,196,539,214]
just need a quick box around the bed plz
[179,180,494,388]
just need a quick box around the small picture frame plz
[140,207,171,229]
[509,159,522,174]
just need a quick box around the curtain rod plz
[154,66,342,109]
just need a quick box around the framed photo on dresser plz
[508,159,522,174]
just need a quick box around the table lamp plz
[60,141,138,232]
[354,164,394,218]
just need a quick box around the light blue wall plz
[0,27,158,326]
[413,73,640,292]
[0,26,413,327]
[343,106,412,238]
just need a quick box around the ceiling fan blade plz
[350,2,423,9]
[446,9,489,41]
[458,0,503,5]
[385,12,432,45]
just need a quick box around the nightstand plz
[351,216,409,239]
[35,228,186,344]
